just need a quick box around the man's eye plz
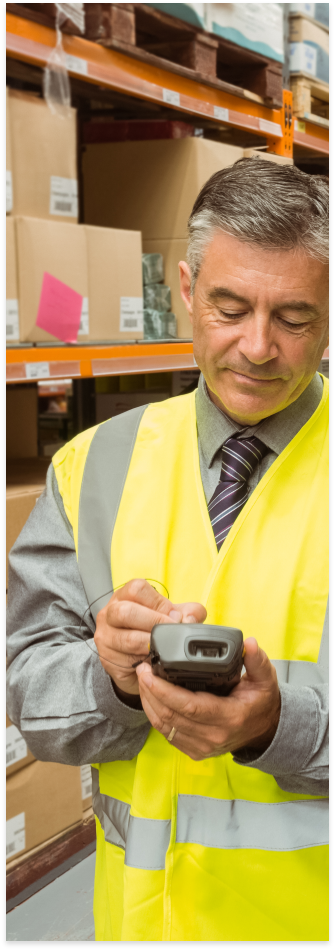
[219,310,247,318]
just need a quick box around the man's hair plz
[187,157,329,292]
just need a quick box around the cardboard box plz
[82,138,244,241]
[85,225,143,340]
[8,89,78,223]
[6,760,82,863]
[243,148,294,166]
[15,217,89,343]
[6,216,19,342]
[6,386,38,460]
[6,714,35,777]
[142,238,191,338]
[289,15,328,81]
[289,4,329,28]
[210,3,284,63]
[6,457,49,588]
[80,764,93,811]
[6,87,13,214]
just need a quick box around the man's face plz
[179,231,329,424]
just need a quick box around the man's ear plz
[178,261,194,325]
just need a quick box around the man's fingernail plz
[169,609,182,622]
[184,615,196,623]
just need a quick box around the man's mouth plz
[229,369,281,384]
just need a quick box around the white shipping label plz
[120,297,144,333]
[289,42,317,76]
[80,764,93,801]
[163,88,181,107]
[259,118,282,137]
[26,362,50,380]
[6,300,20,342]
[65,54,88,76]
[50,176,78,218]
[78,297,89,336]
[213,106,229,123]
[6,170,13,213]
[6,813,25,859]
[6,725,27,768]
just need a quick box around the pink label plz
[36,272,83,344]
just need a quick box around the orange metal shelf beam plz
[6,12,287,149]
[6,342,196,383]
[293,118,329,156]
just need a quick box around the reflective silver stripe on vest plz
[92,773,171,869]
[78,406,147,621]
[176,795,328,852]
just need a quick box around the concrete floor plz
[6,852,96,941]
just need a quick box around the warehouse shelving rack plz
[6,10,329,382]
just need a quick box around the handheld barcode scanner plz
[150,624,244,695]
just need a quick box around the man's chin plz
[211,381,289,424]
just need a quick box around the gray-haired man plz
[7,159,329,940]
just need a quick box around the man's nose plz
[238,313,279,365]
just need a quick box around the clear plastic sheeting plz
[143,284,172,312]
[143,309,177,340]
[43,4,85,118]
[142,254,164,286]
[56,3,85,34]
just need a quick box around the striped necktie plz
[208,435,268,550]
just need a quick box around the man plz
[7,159,328,941]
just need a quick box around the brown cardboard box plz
[6,87,13,214]
[6,458,49,587]
[8,89,78,223]
[289,14,329,54]
[85,225,143,340]
[15,217,89,343]
[82,138,244,240]
[6,216,19,342]
[96,390,170,423]
[6,714,35,777]
[6,386,38,460]
[243,148,294,165]
[6,760,82,863]
[142,238,190,339]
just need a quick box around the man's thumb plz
[243,637,271,683]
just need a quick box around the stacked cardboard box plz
[82,138,244,337]
[6,759,83,864]
[288,4,329,120]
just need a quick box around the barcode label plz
[6,299,20,341]
[6,725,28,767]
[6,170,13,213]
[6,813,25,859]
[120,297,143,333]
[259,118,282,137]
[65,54,88,76]
[163,88,180,107]
[78,297,89,335]
[213,106,229,123]
[26,362,50,380]
[80,765,92,800]
[50,177,78,218]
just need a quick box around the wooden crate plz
[290,74,329,123]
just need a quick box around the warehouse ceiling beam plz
[6,11,327,157]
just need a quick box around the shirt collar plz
[195,372,323,469]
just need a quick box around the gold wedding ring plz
[167,726,177,742]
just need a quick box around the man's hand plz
[94,579,207,697]
[136,637,281,758]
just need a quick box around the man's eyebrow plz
[208,287,249,304]
[208,288,320,317]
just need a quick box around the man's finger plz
[111,579,178,618]
[136,663,223,723]
[243,637,275,683]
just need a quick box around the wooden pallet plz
[8,2,283,108]
[6,810,95,912]
[290,74,329,122]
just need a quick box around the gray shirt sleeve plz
[6,464,150,767]
[233,679,328,796]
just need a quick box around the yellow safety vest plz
[53,378,329,942]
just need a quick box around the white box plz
[210,3,284,63]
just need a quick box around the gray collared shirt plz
[6,374,328,796]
